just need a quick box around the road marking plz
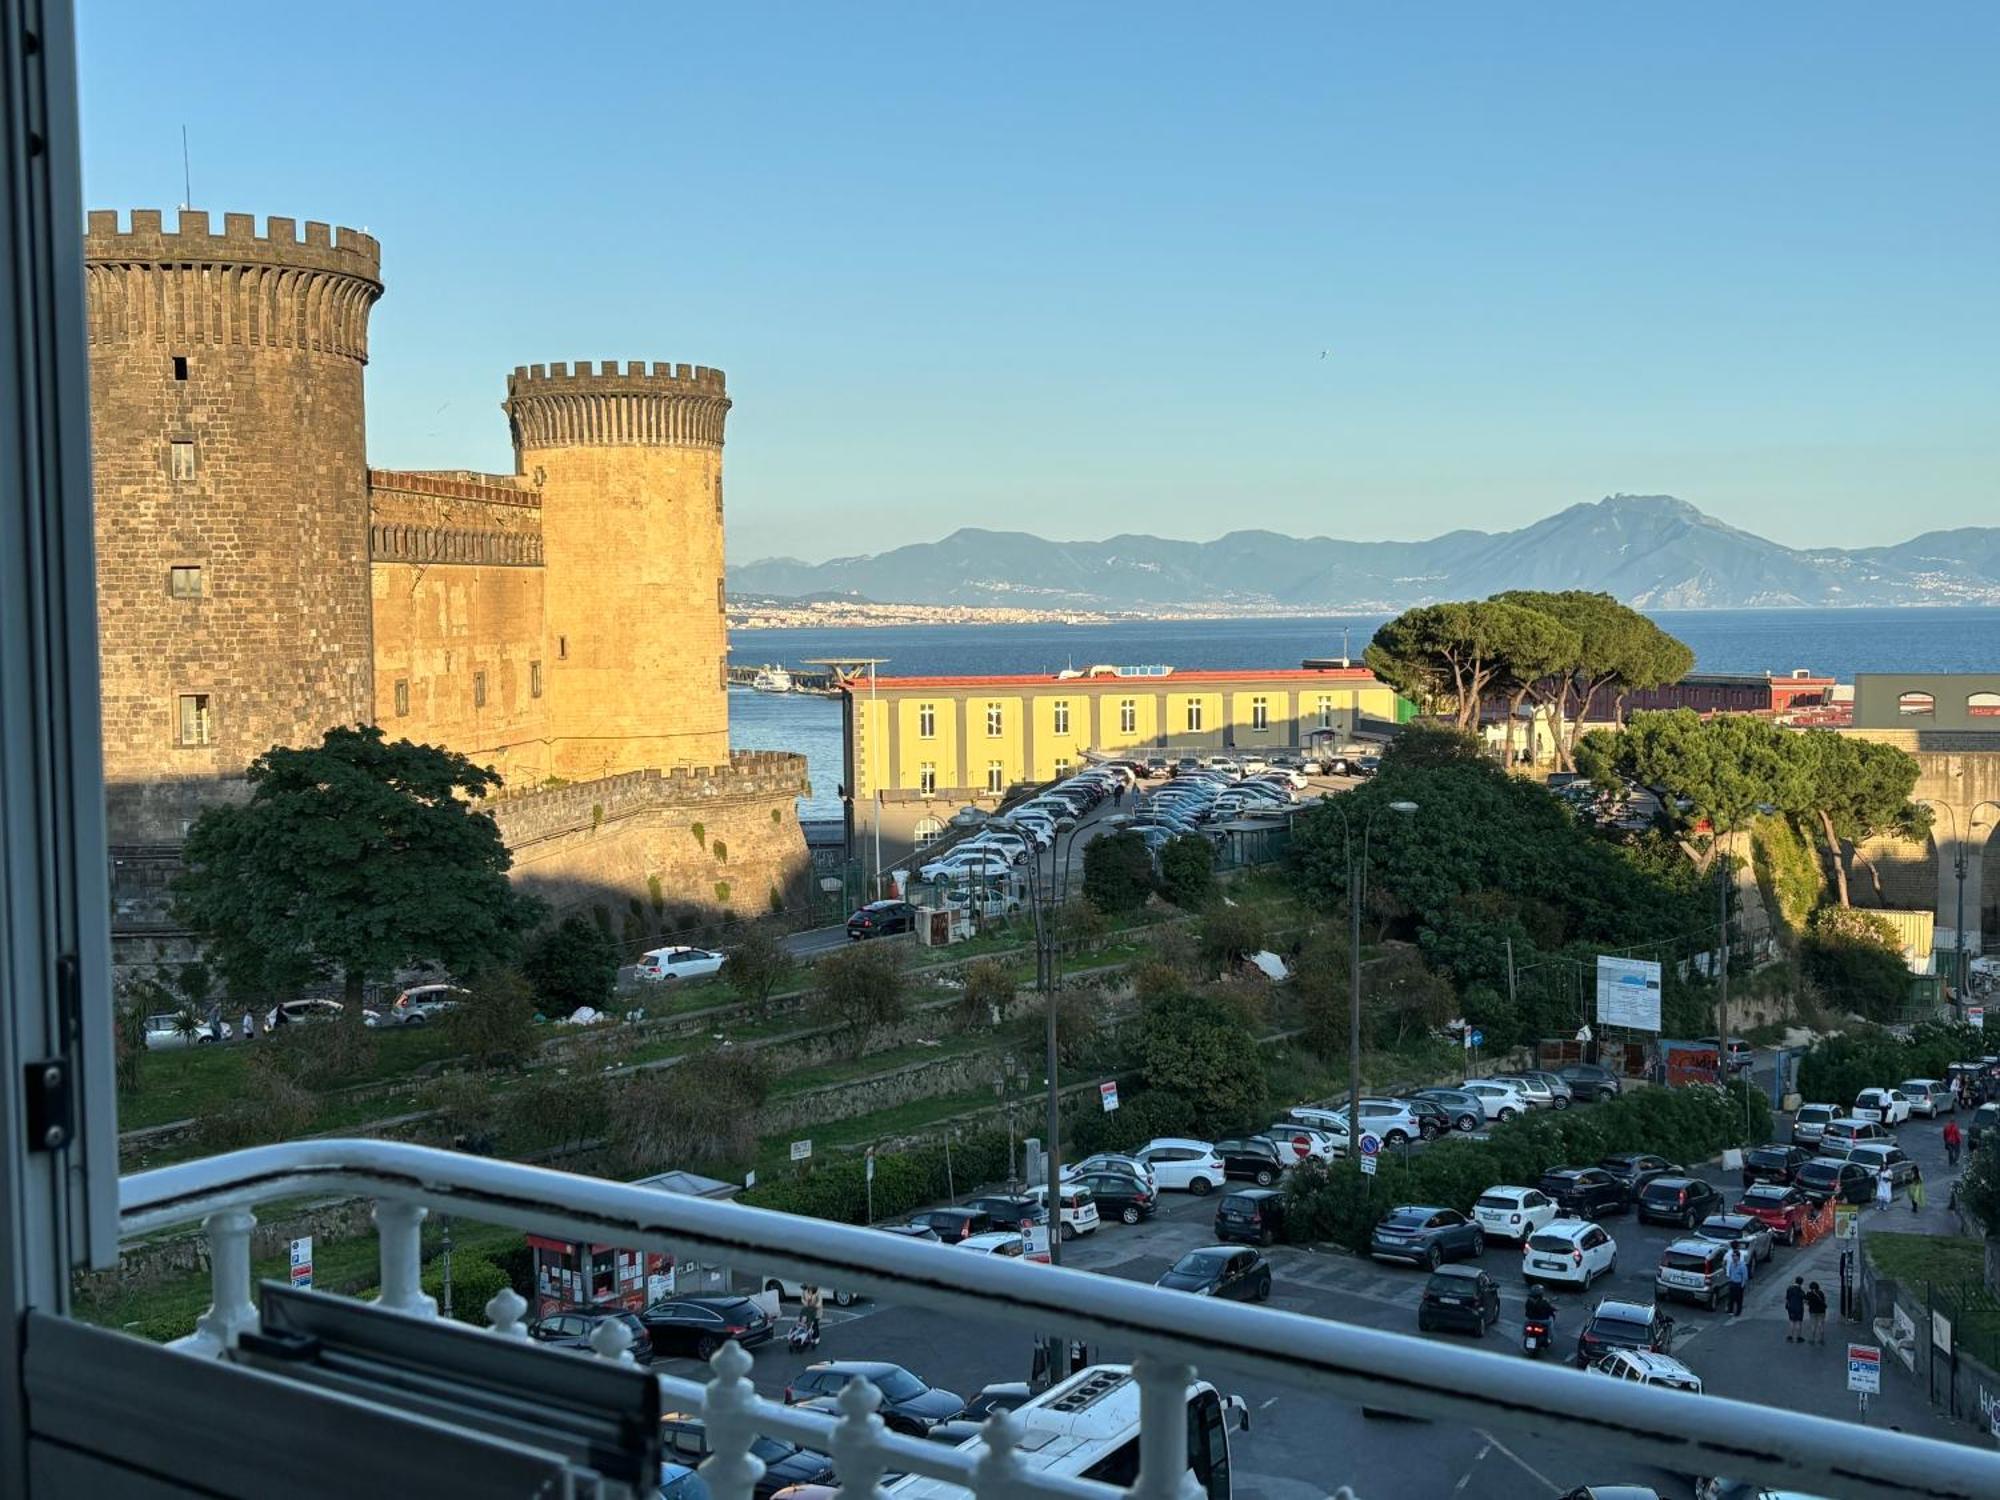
[1259,1396,1280,1410]
[1449,1442,1493,1497]
[1479,1431,1559,1492]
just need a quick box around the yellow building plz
[839,664,1407,866]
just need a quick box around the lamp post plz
[1324,797,1418,1160]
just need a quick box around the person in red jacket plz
[1943,1117,1963,1168]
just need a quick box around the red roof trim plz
[842,668,1384,693]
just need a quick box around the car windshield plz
[1641,1181,1682,1199]
[1799,1163,1838,1182]
[1526,1232,1573,1253]
[1798,1107,1834,1121]
[874,1369,927,1401]
[1424,1274,1472,1295]
[1742,1187,1789,1205]
[1590,1315,1650,1342]
[1172,1250,1229,1276]
[1662,1249,1712,1271]
[1476,1194,1518,1210]
[1747,1149,1790,1165]
[1383,1210,1431,1229]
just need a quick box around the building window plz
[1969,692,2000,718]
[558,635,568,659]
[1186,700,1204,732]
[918,702,936,739]
[1316,695,1334,729]
[1897,691,1935,717]
[715,473,724,519]
[1054,757,1072,778]
[919,762,937,796]
[169,440,195,480]
[167,565,202,599]
[1053,700,1070,736]
[986,702,1003,737]
[1251,695,1269,731]
[530,661,543,698]
[717,578,726,612]
[914,815,945,847]
[1119,698,1137,735]
[719,655,728,690]
[175,693,212,747]
[987,760,1005,793]
[474,670,487,708]
[394,679,410,717]
[172,354,189,381]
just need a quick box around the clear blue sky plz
[77,3,1998,561]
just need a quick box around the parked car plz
[1636,1176,1722,1230]
[1537,1167,1629,1219]
[1969,1102,2000,1154]
[1556,1062,1623,1102]
[658,1460,711,1500]
[1899,1079,1953,1117]
[1491,1073,1564,1110]
[1795,1157,1874,1206]
[1852,1088,1912,1127]
[1370,1206,1485,1268]
[1740,1143,1811,1187]
[1266,1120,1342,1165]
[527,1306,655,1361]
[1591,1349,1703,1393]
[1417,1265,1502,1337]
[142,1012,231,1048]
[1347,1098,1426,1146]
[1155,1245,1272,1301]
[1414,1087,1487,1134]
[783,1362,966,1435]
[1458,1080,1529,1122]
[958,1231,1037,1262]
[637,1296,774,1359]
[1734,1183,1815,1245]
[1024,1183,1101,1240]
[1212,1136,1289,1186]
[1075,1171,1156,1225]
[635,947,725,983]
[1845,1142,1917,1189]
[963,1194,1044,1230]
[1692,1213,1773,1267]
[1790,1103,1838,1147]
[1522,1219,1617,1290]
[1597,1154,1682,1196]
[1654,1238,1731,1311]
[385,983,469,1023]
[759,1275,858,1308]
[264,998,344,1029]
[1473,1186,1559,1243]
[659,1413,833,1500]
[907,1208,994,1243]
[1131,1139,1227,1195]
[1574,1300,1676,1368]
[846,901,917,939]
[1061,1152,1155,1191]
[878,1223,941,1243]
[1395,1094,1455,1139]
[1214,1188,1288,1246]
[1696,1037,1756,1074]
[1820,1118,1890,1152]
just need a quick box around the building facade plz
[86,209,806,961]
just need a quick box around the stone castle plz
[84,208,808,966]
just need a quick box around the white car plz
[1266,1121,1341,1165]
[759,1276,859,1308]
[635,946,726,983]
[141,1012,231,1049]
[1131,1138,1228,1195]
[1899,1079,1952,1117]
[1592,1349,1703,1393]
[1296,1099,1423,1146]
[1489,1073,1558,1110]
[1459,1080,1530,1122]
[264,998,344,1029]
[383,983,468,1025]
[960,1230,1037,1260]
[920,851,1013,883]
[1852,1087,1912,1127]
[1025,1183,1100,1240]
[1473,1186,1559,1244]
[1522,1219,1618,1289]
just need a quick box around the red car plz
[1735,1183,1813,1245]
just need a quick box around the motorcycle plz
[1523,1306,1555,1359]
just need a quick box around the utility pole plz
[1716,842,1732,1092]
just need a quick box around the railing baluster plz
[829,1376,891,1500]
[699,1341,767,1500]
[485,1285,529,1338]
[972,1407,1028,1500]
[1131,1354,1198,1500]
[372,1198,437,1318]
[175,1206,259,1357]
[589,1314,636,1364]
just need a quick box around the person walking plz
[1725,1246,1750,1317]
[1875,1169,1894,1213]
[1784,1277,1806,1342]
[1805,1280,1829,1345]
[1943,1117,1963,1168]
[1909,1163,1926,1214]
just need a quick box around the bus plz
[887,1365,1247,1500]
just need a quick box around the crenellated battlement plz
[505,358,732,451]
[84,208,381,280]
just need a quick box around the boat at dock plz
[751,665,794,693]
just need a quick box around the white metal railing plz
[117,1138,2000,1500]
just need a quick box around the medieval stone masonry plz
[86,209,807,955]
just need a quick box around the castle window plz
[175,694,213,748]
[167,565,202,599]
[1052,700,1070,737]
[172,354,189,381]
[918,703,936,739]
[717,578,726,613]
[918,762,937,796]
[1252,695,1269,731]
[530,661,543,698]
[169,440,195,481]
[558,635,568,659]
[715,473,724,519]
[1119,698,1137,735]
[394,679,410,717]
[473,670,487,709]
[719,655,728,690]
[1971,692,2000,718]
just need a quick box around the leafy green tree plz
[1495,592,1694,771]
[1197,904,1270,974]
[1580,710,1808,870]
[523,914,619,1016]
[721,923,797,1017]
[957,958,1015,1029]
[1792,732,1928,905]
[1136,988,1268,1131]
[1363,600,1559,730]
[1081,829,1154,914]
[1958,1136,2000,1270]
[1484,605,1583,767]
[812,942,908,1057]
[445,967,540,1069]
[173,726,540,1026]
[1290,926,1351,1062]
[1379,724,1488,771]
[1799,906,1910,1022]
[1157,834,1216,909]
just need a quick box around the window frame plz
[175,692,213,748]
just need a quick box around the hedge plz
[1283,1082,1772,1254]
[741,1130,1012,1225]
[1796,1022,1981,1109]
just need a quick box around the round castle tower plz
[505,360,732,779]
[84,209,382,842]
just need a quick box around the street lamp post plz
[1324,798,1418,1160]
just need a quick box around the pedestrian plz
[1784,1276,1806,1342]
[1909,1164,1926,1214]
[800,1282,823,1341]
[1944,1117,1963,1168]
[1875,1170,1894,1213]
[242,1009,256,1042]
[1805,1280,1829,1345]
[1725,1246,1750,1317]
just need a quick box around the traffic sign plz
[289,1235,313,1289]
[865,1148,876,1183]
[1847,1343,1881,1395]
[1358,1132,1383,1157]
[1288,1132,1313,1161]
[1359,1154,1378,1177]
[1099,1080,1120,1112]
[790,1139,812,1162]
[1469,1029,1484,1048]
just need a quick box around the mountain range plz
[731,496,2000,613]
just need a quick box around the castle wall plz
[368,469,550,787]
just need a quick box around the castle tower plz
[505,361,732,779]
[84,209,382,842]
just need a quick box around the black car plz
[1414,1087,1488,1134]
[964,1194,1044,1230]
[1556,1062,1622,1102]
[1369,1206,1485,1269]
[1395,1094,1454,1140]
[847,900,916,939]
[1574,1299,1676,1368]
[1796,1157,1874,1205]
[1968,1102,2000,1154]
[1597,1153,1682,1196]
[878,1223,941,1242]
[1741,1142,1812,1187]
[908,1208,994,1243]
[526,1306,656,1362]
[1076,1171,1156,1225]
[637,1296,773,1360]
[1155,1245,1272,1301]
[1636,1175,1723,1230]
[1537,1167,1629,1218]
[1214,1188,1287,1246]
[659,1413,832,1500]
[1417,1265,1501,1337]
[783,1362,965,1435]
[1212,1136,1288,1186]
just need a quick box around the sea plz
[727,606,2000,820]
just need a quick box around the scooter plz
[1523,1307,1555,1359]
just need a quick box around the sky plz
[77,3,1998,562]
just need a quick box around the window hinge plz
[25,1058,74,1153]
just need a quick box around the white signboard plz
[789,1139,812,1162]
[1595,956,1663,1031]
[289,1235,313,1289]
[1359,1153,1377,1176]
[1099,1080,1120,1112]
[1847,1343,1882,1395]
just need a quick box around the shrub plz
[723,924,797,1017]
[1797,1022,1981,1107]
[1800,906,1910,1022]
[742,1130,1011,1224]
[1158,835,1216,909]
[1135,988,1268,1133]
[609,1048,771,1174]
[957,959,1015,1030]
[1197,905,1269,975]
[523,916,619,1017]
[199,1054,318,1151]
[1082,830,1154,914]
[445,967,540,1069]
[423,1252,512,1324]
[812,942,908,1058]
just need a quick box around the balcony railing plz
[118,1138,2000,1500]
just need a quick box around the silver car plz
[1490,1074,1558,1110]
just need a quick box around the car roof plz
[1535,1219,1596,1241]
[1592,1299,1657,1321]
[1482,1185,1537,1198]
[960,1232,1023,1250]
[1667,1237,1724,1255]
[1644,1175,1697,1188]
[1612,1350,1700,1378]
[808,1360,905,1377]
[1428,1263,1485,1281]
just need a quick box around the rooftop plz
[842,666,1383,693]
